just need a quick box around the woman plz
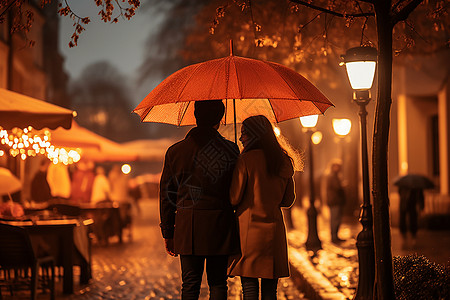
[228,115,297,300]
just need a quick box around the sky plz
[58,1,165,106]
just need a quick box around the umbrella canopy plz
[0,88,74,130]
[122,139,174,161]
[133,54,334,126]
[394,174,435,189]
[50,121,101,150]
[50,121,139,162]
[0,167,21,195]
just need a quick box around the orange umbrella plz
[0,88,74,130]
[134,47,333,141]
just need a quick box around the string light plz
[0,126,81,164]
[47,147,81,165]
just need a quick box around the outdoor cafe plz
[0,88,138,298]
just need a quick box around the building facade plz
[389,49,450,227]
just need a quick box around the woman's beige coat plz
[228,149,295,279]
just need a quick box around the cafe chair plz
[0,223,55,300]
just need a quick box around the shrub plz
[393,254,449,300]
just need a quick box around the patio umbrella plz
[0,88,74,130]
[133,46,334,141]
[51,121,139,162]
[394,174,435,189]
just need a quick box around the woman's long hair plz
[242,115,301,176]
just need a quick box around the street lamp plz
[300,114,322,251]
[342,46,377,300]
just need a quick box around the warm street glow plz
[122,164,131,175]
[300,115,319,128]
[273,126,281,137]
[332,119,352,136]
[1,127,51,159]
[345,61,376,90]
[47,147,81,165]
[311,131,323,145]
[0,126,81,164]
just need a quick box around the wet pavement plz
[2,198,307,300]
[286,200,450,300]
[3,197,448,300]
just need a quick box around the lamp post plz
[300,114,322,251]
[342,46,377,300]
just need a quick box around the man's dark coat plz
[159,126,240,256]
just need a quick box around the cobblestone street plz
[1,198,306,300]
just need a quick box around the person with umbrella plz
[394,174,434,249]
[159,100,240,300]
[134,46,333,299]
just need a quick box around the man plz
[160,100,240,300]
[325,160,346,244]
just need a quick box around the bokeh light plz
[311,131,323,145]
[121,164,131,175]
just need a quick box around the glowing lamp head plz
[341,46,377,90]
[332,119,352,137]
[300,114,319,128]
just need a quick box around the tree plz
[138,0,206,82]
[0,0,140,47]
[69,61,149,142]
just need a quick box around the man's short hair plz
[194,100,225,127]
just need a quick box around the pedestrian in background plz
[91,166,113,245]
[91,166,111,204]
[324,159,346,244]
[398,186,424,249]
[109,164,133,241]
[71,161,95,203]
[159,100,240,300]
[47,161,71,201]
[228,115,297,300]
[30,159,52,203]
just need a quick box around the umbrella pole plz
[233,99,237,143]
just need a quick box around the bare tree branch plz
[359,0,374,4]
[391,0,404,14]
[392,0,424,25]
[289,0,374,18]
[297,12,322,34]
[0,0,19,19]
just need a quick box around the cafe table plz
[24,201,127,242]
[0,218,93,294]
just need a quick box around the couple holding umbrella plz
[133,44,333,299]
